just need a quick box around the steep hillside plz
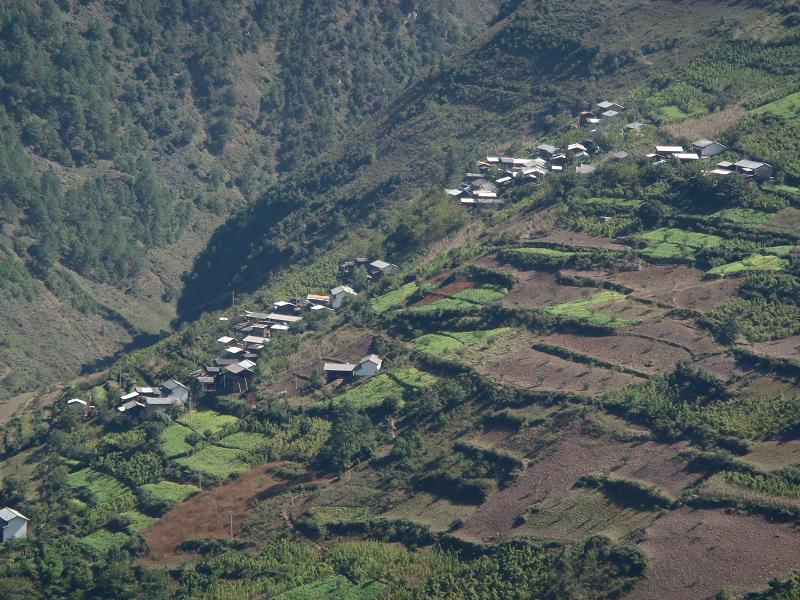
[178,0,782,318]
[0,0,500,394]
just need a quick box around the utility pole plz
[232,291,235,309]
[229,512,234,539]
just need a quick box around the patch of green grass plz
[510,247,575,258]
[178,410,238,434]
[370,282,418,314]
[272,575,383,600]
[711,208,772,226]
[413,328,510,356]
[160,423,194,458]
[332,374,406,409]
[78,529,130,557]
[173,446,251,478]
[577,197,643,209]
[707,253,788,277]
[138,481,200,505]
[408,297,477,312]
[762,208,800,236]
[389,367,438,390]
[755,90,800,122]
[545,291,637,327]
[765,183,800,196]
[449,285,507,305]
[217,431,271,451]
[121,510,157,532]
[636,228,723,260]
[67,467,131,505]
[309,506,372,524]
[655,105,689,124]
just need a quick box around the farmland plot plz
[635,228,723,260]
[138,481,200,505]
[272,575,383,600]
[178,410,238,434]
[174,446,251,478]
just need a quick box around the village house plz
[323,361,357,382]
[272,300,300,315]
[323,354,384,381]
[306,293,331,307]
[353,354,383,377]
[734,159,773,181]
[655,145,685,156]
[537,144,559,160]
[675,152,701,162]
[67,398,88,408]
[0,507,29,542]
[368,260,399,277]
[597,100,624,112]
[574,164,596,177]
[330,285,358,309]
[692,139,727,158]
[117,379,189,414]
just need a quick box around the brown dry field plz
[694,353,754,384]
[566,265,739,310]
[459,427,696,542]
[624,317,721,358]
[486,264,603,309]
[532,230,629,250]
[141,463,330,563]
[744,440,800,471]
[412,280,476,307]
[732,373,800,397]
[625,508,800,600]
[465,332,643,395]
[539,332,691,376]
[749,335,800,362]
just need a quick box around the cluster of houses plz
[188,281,367,394]
[339,257,399,279]
[648,140,773,181]
[116,378,191,415]
[579,100,634,128]
[446,143,600,207]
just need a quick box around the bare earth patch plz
[459,429,696,542]
[412,280,476,307]
[568,265,739,310]
[539,332,690,376]
[744,440,800,471]
[625,508,800,600]
[748,335,800,362]
[623,318,721,358]
[531,230,629,250]
[141,463,328,564]
[694,353,753,385]
[483,263,603,309]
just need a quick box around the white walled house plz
[330,285,358,309]
[353,354,383,378]
[0,507,28,542]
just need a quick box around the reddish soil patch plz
[748,335,800,362]
[412,280,476,307]
[743,440,800,471]
[733,373,800,397]
[141,463,329,563]
[625,508,800,600]
[539,333,691,376]
[533,230,629,250]
[474,347,643,395]
[459,431,696,541]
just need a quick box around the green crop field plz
[331,374,406,409]
[389,367,438,390]
[309,506,372,524]
[636,228,723,260]
[711,208,772,227]
[217,431,271,451]
[755,90,800,122]
[173,446,251,478]
[765,183,800,196]
[160,423,194,458]
[414,328,510,356]
[707,253,788,277]
[545,291,637,327]
[121,510,158,532]
[138,481,200,505]
[654,105,689,124]
[67,467,131,505]
[449,285,507,305]
[178,410,238,434]
[78,529,130,557]
[577,197,643,209]
[272,575,384,600]
[370,282,417,313]
[762,208,800,237]
[510,247,575,258]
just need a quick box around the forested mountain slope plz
[178,0,782,318]
[0,0,500,394]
